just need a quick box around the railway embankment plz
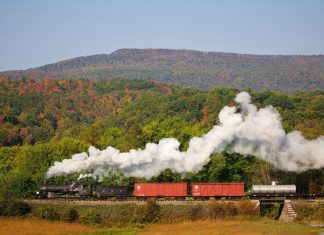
[22,199,259,226]
[25,198,259,206]
[1,198,323,228]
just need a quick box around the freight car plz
[191,182,244,198]
[134,182,188,198]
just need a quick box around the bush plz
[236,200,259,216]
[61,208,79,223]
[314,206,324,221]
[34,206,61,221]
[208,200,225,219]
[80,209,101,225]
[189,204,205,221]
[295,204,317,221]
[159,204,191,223]
[142,199,161,223]
[110,204,143,226]
[0,200,6,216]
[0,173,38,199]
[223,202,237,217]
[0,200,31,217]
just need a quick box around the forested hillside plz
[0,78,323,198]
[1,49,324,92]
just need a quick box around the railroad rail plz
[25,198,324,206]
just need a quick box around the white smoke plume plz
[77,173,97,181]
[46,92,324,179]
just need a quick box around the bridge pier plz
[279,200,297,222]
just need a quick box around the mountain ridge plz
[1,48,324,92]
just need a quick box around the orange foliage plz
[201,106,211,126]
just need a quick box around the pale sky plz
[1,0,324,70]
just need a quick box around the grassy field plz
[0,217,138,235]
[1,217,323,235]
[139,220,324,235]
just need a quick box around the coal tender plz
[96,185,130,198]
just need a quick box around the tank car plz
[252,182,296,197]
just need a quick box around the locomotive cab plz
[74,182,94,197]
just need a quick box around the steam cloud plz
[77,173,97,181]
[46,92,324,179]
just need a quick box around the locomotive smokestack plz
[46,92,324,179]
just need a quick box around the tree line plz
[0,78,323,198]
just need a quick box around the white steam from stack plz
[46,92,324,179]
[77,173,97,181]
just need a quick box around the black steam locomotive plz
[36,182,130,199]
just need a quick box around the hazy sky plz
[1,0,324,71]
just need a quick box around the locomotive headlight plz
[36,191,40,194]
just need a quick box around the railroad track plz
[25,198,236,205]
[24,197,324,206]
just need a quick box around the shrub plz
[80,209,101,225]
[223,202,237,217]
[0,200,31,217]
[236,200,259,216]
[113,204,143,225]
[295,204,317,221]
[34,206,61,221]
[142,199,161,223]
[208,200,225,219]
[61,208,79,223]
[159,204,190,223]
[189,204,205,221]
[0,200,5,216]
[314,206,324,221]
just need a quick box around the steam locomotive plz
[36,181,313,199]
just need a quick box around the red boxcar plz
[134,182,188,197]
[191,182,244,197]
